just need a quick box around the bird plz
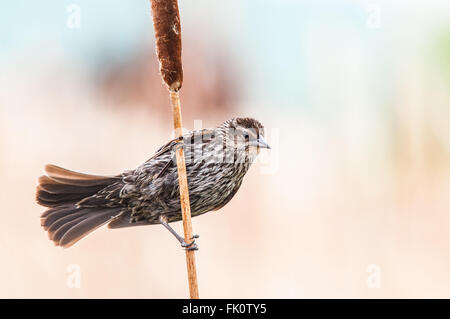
[37,117,271,249]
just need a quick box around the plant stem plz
[150,0,199,298]
[170,91,199,299]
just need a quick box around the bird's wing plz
[152,129,216,157]
[146,128,216,178]
[147,139,179,161]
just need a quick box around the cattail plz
[150,0,183,92]
[150,0,199,299]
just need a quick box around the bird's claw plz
[181,236,199,251]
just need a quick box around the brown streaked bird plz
[37,117,270,249]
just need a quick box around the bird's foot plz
[181,235,199,251]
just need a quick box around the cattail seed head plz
[150,0,183,92]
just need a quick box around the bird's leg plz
[158,215,199,250]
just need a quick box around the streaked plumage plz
[37,117,270,248]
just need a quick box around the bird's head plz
[219,117,271,163]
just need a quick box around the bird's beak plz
[255,136,271,149]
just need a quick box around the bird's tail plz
[37,164,122,247]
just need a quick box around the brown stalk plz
[149,0,199,299]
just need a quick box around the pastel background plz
[1,0,449,298]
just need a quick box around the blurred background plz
[1,0,450,298]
